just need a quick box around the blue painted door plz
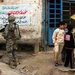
[48,0,63,45]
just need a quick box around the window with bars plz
[63,1,75,24]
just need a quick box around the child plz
[52,22,65,66]
[62,23,68,62]
[64,24,74,69]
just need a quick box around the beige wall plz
[0,0,43,40]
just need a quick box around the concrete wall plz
[0,0,43,42]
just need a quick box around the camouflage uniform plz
[3,15,21,68]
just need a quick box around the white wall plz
[0,0,43,40]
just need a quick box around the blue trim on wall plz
[60,0,63,21]
[44,0,46,50]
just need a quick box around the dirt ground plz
[0,45,75,75]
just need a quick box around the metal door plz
[48,0,63,45]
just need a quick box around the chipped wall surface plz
[0,0,43,40]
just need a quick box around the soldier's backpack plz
[2,23,21,40]
[14,23,21,40]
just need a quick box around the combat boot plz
[9,61,17,69]
[15,58,20,65]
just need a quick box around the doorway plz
[48,0,63,46]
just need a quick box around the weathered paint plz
[0,0,43,40]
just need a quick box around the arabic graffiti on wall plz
[0,4,30,25]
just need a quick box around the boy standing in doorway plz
[64,25,74,69]
[52,22,65,66]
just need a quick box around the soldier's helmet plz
[8,15,15,22]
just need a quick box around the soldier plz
[2,14,21,68]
